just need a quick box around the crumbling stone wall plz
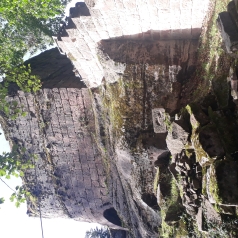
[55,0,210,87]
[4,87,126,230]
[2,48,164,237]
[1,1,215,237]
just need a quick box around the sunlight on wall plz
[0,120,101,238]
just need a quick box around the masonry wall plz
[55,0,210,87]
[5,87,124,229]
[1,1,214,237]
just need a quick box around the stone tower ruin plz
[1,1,211,237]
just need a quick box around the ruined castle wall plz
[5,87,123,229]
[25,48,86,89]
[56,0,210,87]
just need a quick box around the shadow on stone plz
[141,193,160,211]
[103,208,122,227]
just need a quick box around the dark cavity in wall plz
[141,193,160,211]
[103,208,122,227]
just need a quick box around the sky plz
[0,1,102,237]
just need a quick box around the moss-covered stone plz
[215,160,238,205]
[208,107,238,154]
[212,76,230,109]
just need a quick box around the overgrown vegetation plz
[190,0,231,102]
[0,0,70,109]
[158,0,238,236]
[0,0,70,207]
[0,144,35,207]
[158,174,180,237]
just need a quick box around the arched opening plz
[103,208,122,227]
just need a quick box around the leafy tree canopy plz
[0,144,35,207]
[0,0,70,207]
[0,0,70,95]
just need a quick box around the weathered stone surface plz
[206,166,217,204]
[0,1,217,237]
[214,161,238,205]
[55,0,210,87]
[188,103,210,127]
[156,153,170,170]
[166,122,189,156]
[203,199,221,223]
[165,203,184,225]
[227,1,238,29]
[156,184,162,206]
[196,207,203,232]
[192,178,201,190]
[217,12,238,53]
[4,88,123,227]
[227,68,238,100]
[3,84,163,237]
[148,146,170,169]
[199,124,225,158]
[97,39,198,113]
[196,200,221,233]
[152,108,167,133]
[110,229,127,238]
[219,205,236,215]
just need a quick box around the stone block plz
[152,108,167,133]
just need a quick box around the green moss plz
[208,164,222,204]
[164,113,172,131]
[159,209,175,238]
[208,107,238,154]
[185,105,211,165]
[191,0,232,102]
[202,166,207,196]
[159,176,181,237]
[185,104,200,129]
[67,52,76,61]
[153,168,160,193]
[175,219,189,237]
[212,75,229,109]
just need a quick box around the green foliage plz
[0,0,70,52]
[0,144,33,178]
[0,144,34,207]
[0,197,4,204]
[85,227,111,238]
[191,0,231,102]
[10,186,31,208]
[200,213,238,238]
[0,0,70,116]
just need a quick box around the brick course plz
[55,0,210,87]
[5,88,125,229]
